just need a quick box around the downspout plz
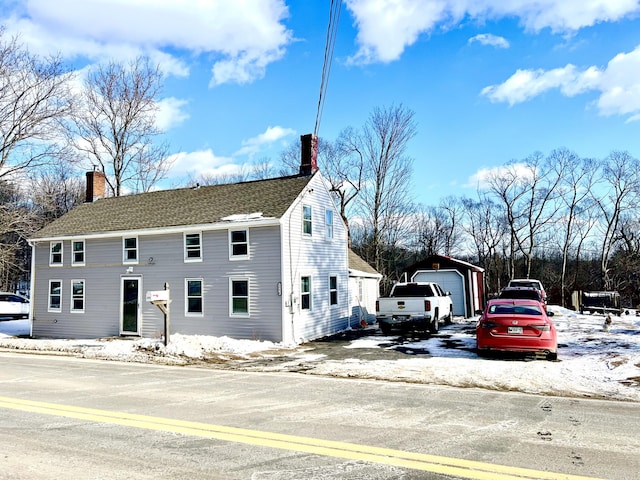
[27,239,36,338]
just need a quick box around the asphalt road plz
[1,352,639,479]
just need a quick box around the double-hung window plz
[48,280,62,312]
[229,229,249,259]
[301,276,311,310]
[230,278,249,316]
[184,233,202,262]
[71,279,85,313]
[325,209,334,239]
[50,241,63,266]
[185,279,203,315]
[123,237,138,264]
[302,205,312,236]
[72,240,85,266]
[329,275,338,306]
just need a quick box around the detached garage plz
[405,255,485,318]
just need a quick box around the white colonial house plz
[28,136,377,344]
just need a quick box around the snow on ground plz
[1,306,639,402]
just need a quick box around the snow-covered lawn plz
[1,306,639,402]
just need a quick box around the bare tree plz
[485,161,530,279]
[413,197,465,258]
[70,57,170,196]
[460,193,508,293]
[28,161,85,226]
[0,181,37,291]
[594,151,640,289]
[551,149,598,305]
[0,30,74,180]
[349,104,417,282]
[486,152,563,280]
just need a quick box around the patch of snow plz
[1,306,639,402]
[221,212,265,222]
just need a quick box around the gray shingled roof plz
[348,249,380,276]
[32,174,314,239]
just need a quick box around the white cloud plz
[344,0,640,64]
[166,149,238,179]
[481,45,640,120]
[155,97,189,131]
[1,0,292,86]
[468,33,510,49]
[466,162,533,190]
[234,126,296,158]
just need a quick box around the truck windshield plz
[391,284,435,297]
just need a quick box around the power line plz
[314,0,342,138]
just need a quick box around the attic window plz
[302,205,312,236]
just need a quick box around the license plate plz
[508,326,523,334]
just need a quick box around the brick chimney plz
[299,133,318,176]
[85,168,106,203]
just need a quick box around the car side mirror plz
[475,309,484,315]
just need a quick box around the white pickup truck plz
[376,282,453,334]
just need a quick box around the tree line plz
[2,28,639,311]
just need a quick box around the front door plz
[121,277,141,335]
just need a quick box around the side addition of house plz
[28,136,353,344]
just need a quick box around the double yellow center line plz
[0,396,602,480]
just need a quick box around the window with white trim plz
[72,240,85,266]
[185,279,203,315]
[325,209,334,239]
[184,233,202,262]
[229,229,249,259]
[123,237,138,264]
[302,205,312,236]
[230,278,249,316]
[48,280,62,312]
[329,275,338,306]
[301,276,311,310]
[71,279,85,313]
[50,241,63,266]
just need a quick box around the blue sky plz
[2,0,640,206]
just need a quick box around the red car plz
[476,299,558,360]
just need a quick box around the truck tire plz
[444,309,453,325]
[429,309,439,334]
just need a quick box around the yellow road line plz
[0,396,602,480]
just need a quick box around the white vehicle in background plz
[0,292,30,321]
[376,282,453,334]
[507,278,547,303]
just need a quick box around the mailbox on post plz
[147,283,170,346]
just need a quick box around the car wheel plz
[547,351,558,361]
[380,323,391,335]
